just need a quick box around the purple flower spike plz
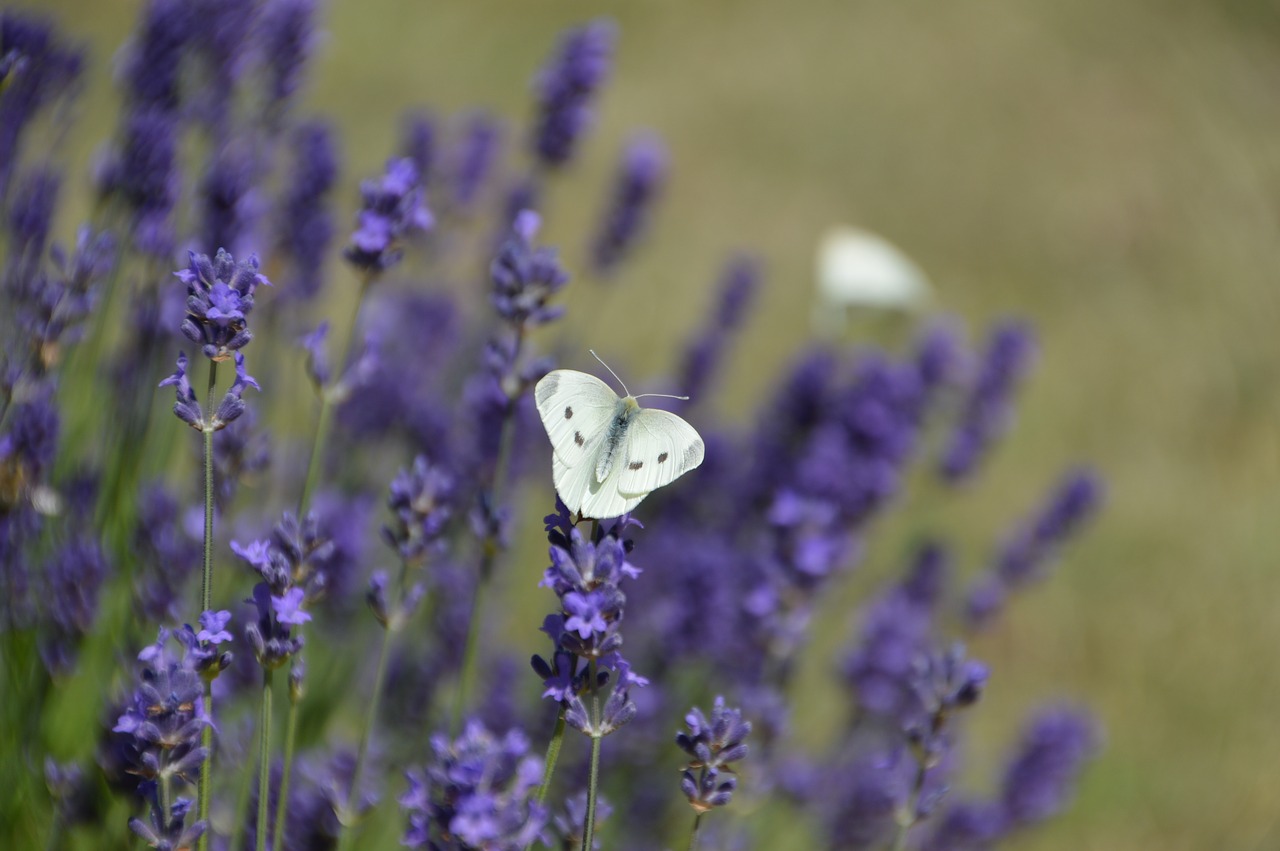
[344,157,432,273]
[940,319,1036,483]
[400,721,547,850]
[677,697,751,813]
[177,248,271,362]
[967,467,1103,628]
[1001,707,1099,827]
[530,19,616,168]
[276,119,338,301]
[591,133,667,275]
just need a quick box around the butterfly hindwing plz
[616,409,705,497]
[535,370,618,469]
[554,454,645,518]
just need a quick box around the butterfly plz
[534,353,705,519]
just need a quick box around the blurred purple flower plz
[1001,707,1099,827]
[940,319,1036,483]
[530,19,615,168]
[344,157,432,273]
[276,119,338,300]
[590,133,667,275]
[677,697,751,813]
[400,721,547,850]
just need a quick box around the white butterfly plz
[535,354,705,519]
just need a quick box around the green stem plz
[159,772,172,837]
[582,659,602,851]
[341,623,394,843]
[43,812,63,851]
[891,757,930,851]
[450,379,521,734]
[272,693,300,851]
[535,708,567,806]
[297,398,332,517]
[687,813,704,851]
[197,361,219,851]
[451,573,486,735]
[256,669,275,851]
[298,272,371,517]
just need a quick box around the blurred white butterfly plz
[535,353,704,519]
[813,225,932,335]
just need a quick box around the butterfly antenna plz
[633,392,691,402]
[589,349,630,397]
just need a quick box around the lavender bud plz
[590,133,667,275]
[676,697,750,813]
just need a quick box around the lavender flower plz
[921,801,1008,851]
[1000,707,1098,827]
[940,319,1036,483]
[401,109,437,187]
[177,248,271,362]
[259,0,319,118]
[590,133,667,275]
[676,697,751,813]
[490,211,568,329]
[234,512,332,669]
[5,166,59,277]
[110,106,181,255]
[678,255,760,404]
[199,141,259,258]
[38,534,110,675]
[112,629,210,841]
[344,157,432,273]
[276,119,338,300]
[0,12,83,200]
[531,507,646,738]
[967,467,1103,627]
[120,0,194,111]
[448,111,501,212]
[382,454,455,565]
[400,721,548,850]
[530,20,615,168]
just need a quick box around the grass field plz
[18,0,1280,848]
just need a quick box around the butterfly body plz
[535,369,704,519]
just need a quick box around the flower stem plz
[687,813,704,851]
[197,361,218,851]
[891,756,930,851]
[342,623,394,842]
[535,708,567,805]
[582,659,602,851]
[451,382,520,734]
[271,692,300,851]
[451,572,486,735]
[298,272,371,517]
[256,669,275,851]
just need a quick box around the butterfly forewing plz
[535,370,618,468]
[616,409,705,497]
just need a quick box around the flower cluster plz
[590,133,667,275]
[400,722,547,850]
[159,350,260,432]
[233,512,332,669]
[531,503,648,738]
[177,248,271,362]
[344,157,433,273]
[530,19,616,168]
[676,697,751,813]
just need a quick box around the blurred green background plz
[20,0,1280,848]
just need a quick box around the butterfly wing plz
[535,370,618,469]
[616,409,705,498]
[556,454,646,519]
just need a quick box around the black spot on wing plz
[628,460,644,470]
[657,452,668,464]
[574,431,585,447]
